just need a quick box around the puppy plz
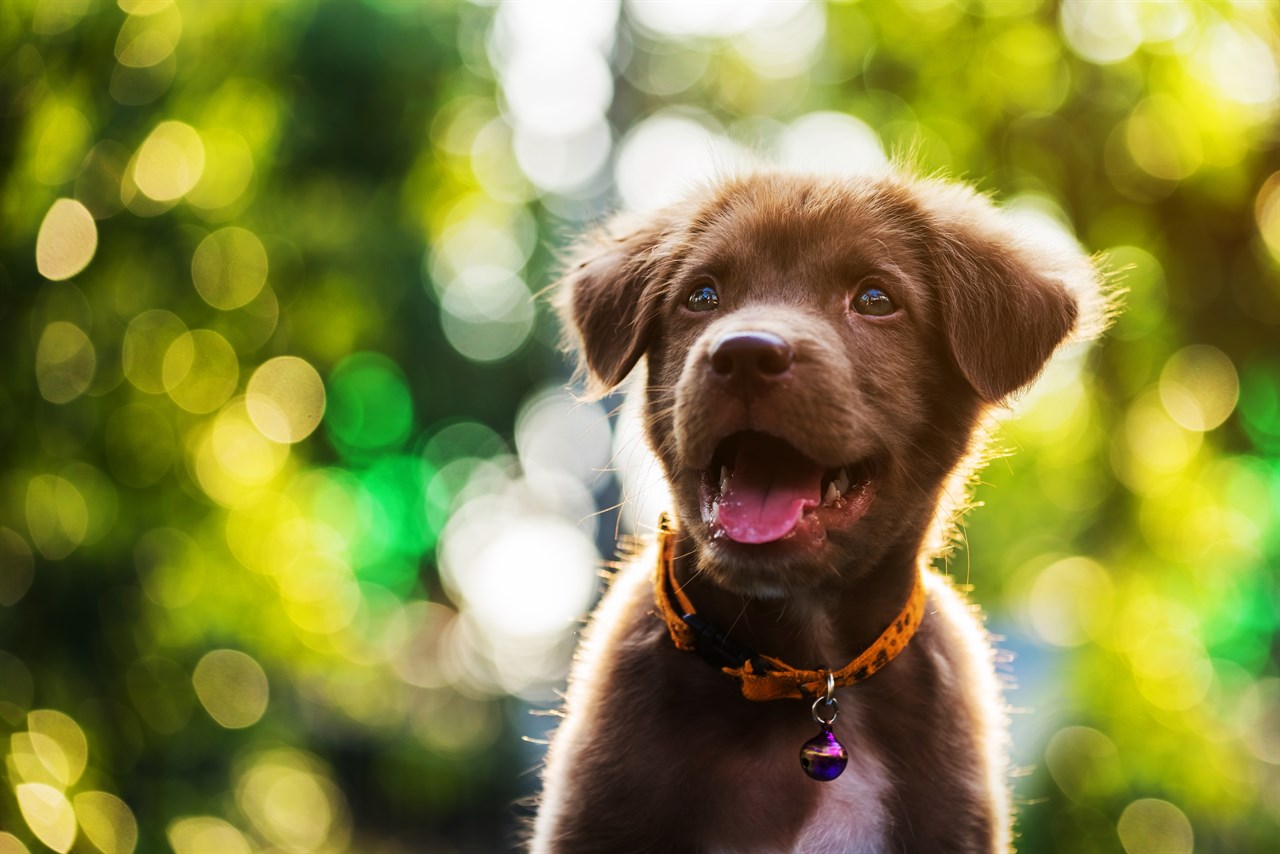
[532,171,1103,853]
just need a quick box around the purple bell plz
[799,726,848,782]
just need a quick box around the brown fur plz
[532,171,1104,853]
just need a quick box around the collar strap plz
[652,513,927,702]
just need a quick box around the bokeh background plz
[0,0,1277,852]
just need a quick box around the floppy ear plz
[911,181,1103,402]
[555,211,681,398]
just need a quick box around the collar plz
[652,512,928,702]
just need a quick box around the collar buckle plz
[679,612,752,669]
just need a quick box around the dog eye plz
[852,286,896,317]
[686,284,720,312]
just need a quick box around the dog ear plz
[911,181,1102,402]
[555,211,680,397]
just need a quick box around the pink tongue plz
[717,434,824,544]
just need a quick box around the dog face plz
[560,173,1098,596]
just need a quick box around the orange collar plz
[653,513,928,702]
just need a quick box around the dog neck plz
[669,532,924,675]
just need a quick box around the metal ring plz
[811,694,839,726]
[811,671,839,726]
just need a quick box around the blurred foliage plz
[0,1,1277,853]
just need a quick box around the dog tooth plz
[824,482,841,506]
[832,467,850,495]
[719,466,729,494]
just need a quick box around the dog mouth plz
[697,431,877,546]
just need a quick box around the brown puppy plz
[532,172,1104,853]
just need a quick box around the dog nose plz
[709,331,794,394]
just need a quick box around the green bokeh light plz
[351,455,434,597]
[324,352,415,457]
[1239,359,1280,454]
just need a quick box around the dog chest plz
[793,746,892,852]
[699,716,892,854]
[793,715,894,853]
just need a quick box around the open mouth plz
[698,431,877,546]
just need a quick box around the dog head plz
[558,172,1102,596]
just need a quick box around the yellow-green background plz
[1,1,1277,852]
